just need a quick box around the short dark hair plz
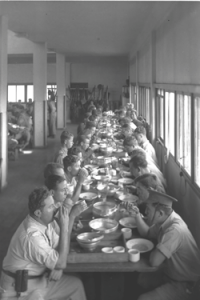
[122,123,132,131]
[28,186,51,215]
[134,173,165,193]
[63,155,80,171]
[85,121,96,129]
[130,151,147,169]
[45,175,66,191]
[134,126,146,136]
[68,146,82,156]
[60,130,74,144]
[43,162,63,179]
[76,135,90,146]
[123,136,138,147]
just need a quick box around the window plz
[194,96,200,187]
[8,85,17,102]
[27,85,34,102]
[16,86,25,102]
[138,86,150,122]
[165,91,175,155]
[47,85,57,100]
[177,93,191,175]
[156,89,164,140]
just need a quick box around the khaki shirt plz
[148,211,200,282]
[54,147,68,166]
[142,139,158,165]
[2,215,59,276]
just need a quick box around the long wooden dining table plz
[65,119,157,299]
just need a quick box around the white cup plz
[101,247,113,253]
[128,249,140,262]
[113,246,125,253]
[121,228,132,239]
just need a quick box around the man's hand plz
[77,168,88,184]
[48,269,63,281]
[57,206,69,231]
[70,200,88,219]
[63,196,74,212]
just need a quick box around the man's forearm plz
[135,215,149,237]
[55,227,69,269]
[72,182,82,203]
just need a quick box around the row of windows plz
[131,85,200,189]
[7,84,57,103]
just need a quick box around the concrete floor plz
[0,125,77,267]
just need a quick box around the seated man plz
[76,135,94,163]
[54,130,74,166]
[45,175,87,229]
[134,126,158,165]
[0,187,86,300]
[131,190,200,300]
[44,162,65,180]
[63,155,88,203]
[68,146,83,164]
[129,149,167,190]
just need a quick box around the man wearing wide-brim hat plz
[131,190,200,300]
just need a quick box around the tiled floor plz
[0,125,77,267]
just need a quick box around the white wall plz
[70,58,128,102]
[8,58,128,102]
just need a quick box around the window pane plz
[194,97,200,186]
[16,85,25,102]
[27,85,34,102]
[165,91,175,155]
[8,85,16,102]
[160,95,164,139]
[177,93,191,175]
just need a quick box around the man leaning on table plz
[132,190,200,300]
[0,187,87,300]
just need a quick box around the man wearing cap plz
[132,190,200,300]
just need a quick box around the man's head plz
[134,126,147,145]
[68,146,83,162]
[123,136,139,155]
[60,130,74,148]
[45,175,68,204]
[77,135,90,151]
[121,124,133,138]
[134,173,165,202]
[44,162,65,179]
[144,190,177,226]
[63,155,81,177]
[129,150,148,178]
[28,187,56,226]
[85,121,96,135]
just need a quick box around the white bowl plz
[79,192,97,201]
[126,238,154,253]
[119,217,137,228]
[118,194,138,203]
[118,178,134,185]
[101,247,113,253]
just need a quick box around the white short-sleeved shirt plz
[142,140,158,165]
[148,211,200,282]
[3,215,59,276]
[65,172,77,196]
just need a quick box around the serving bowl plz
[93,201,118,218]
[89,218,119,233]
[76,232,104,251]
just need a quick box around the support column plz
[33,42,47,147]
[65,62,71,123]
[150,31,156,144]
[56,53,65,129]
[0,16,8,189]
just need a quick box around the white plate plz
[118,178,134,185]
[119,217,137,228]
[93,175,111,181]
[79,192,97,201]
[126,238,154,253]
[118,194,138,202]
